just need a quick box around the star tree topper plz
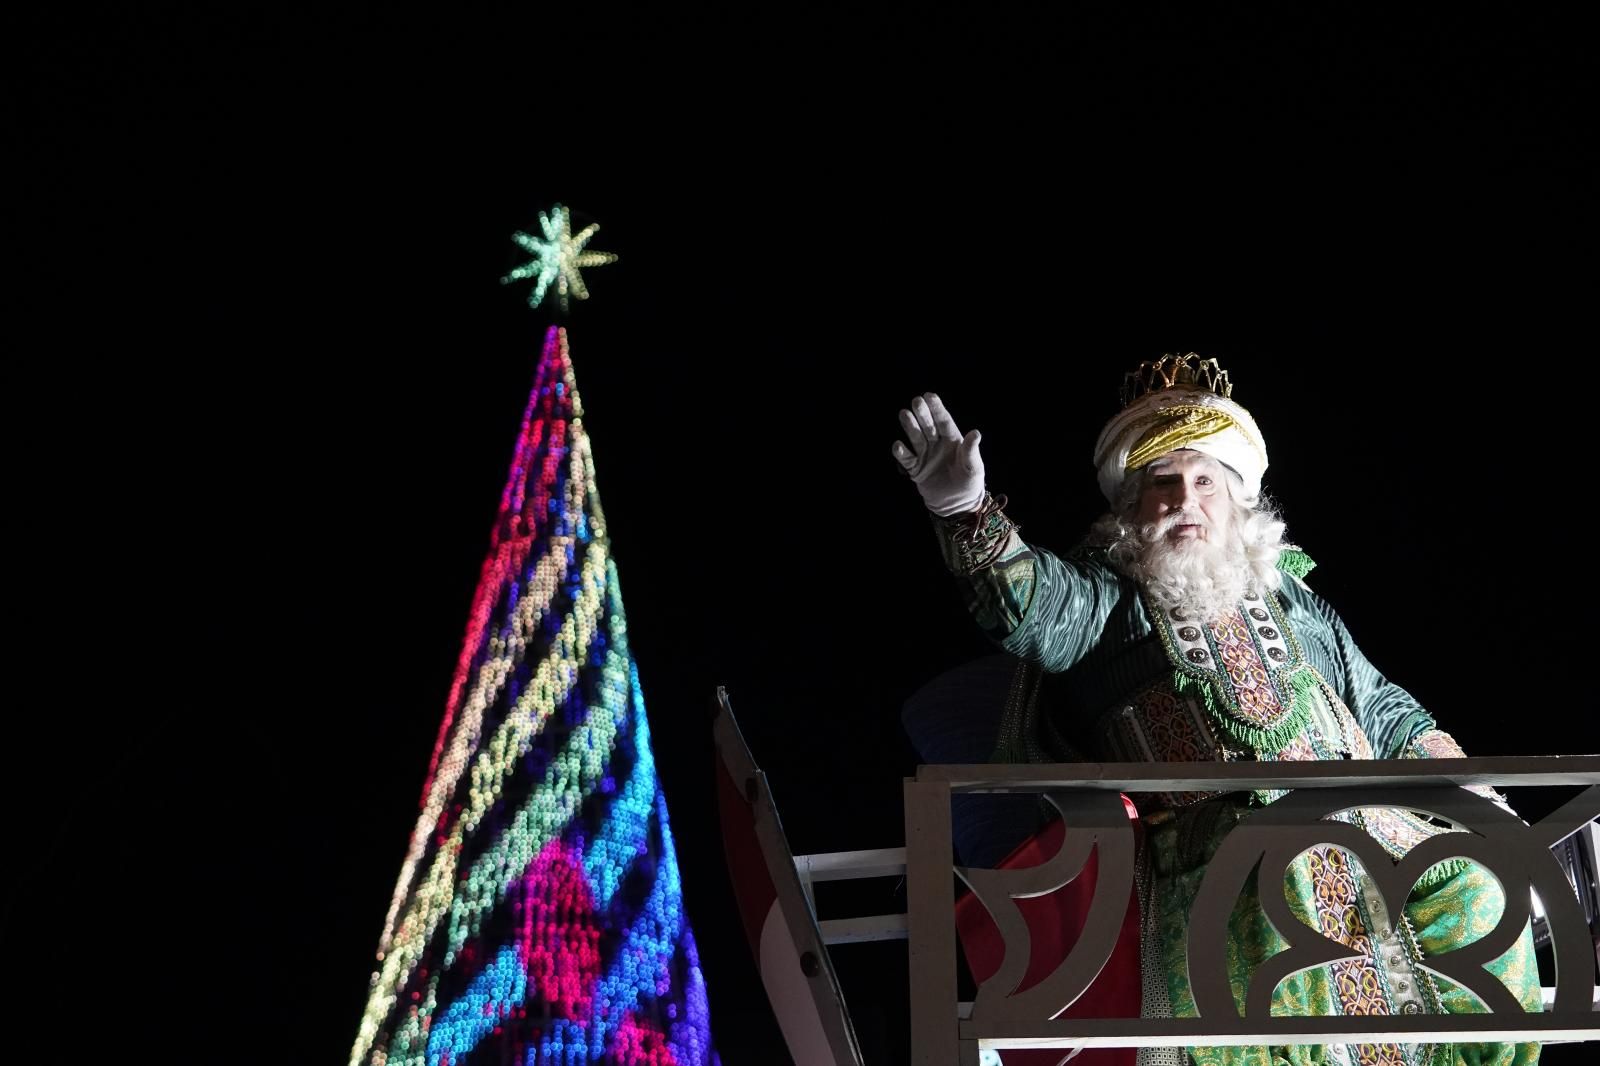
[501,203,618,312]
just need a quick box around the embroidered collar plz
[1145,588,1319,752]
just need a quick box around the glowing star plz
[501,204,618,311]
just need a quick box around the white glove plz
[892,392,986,516]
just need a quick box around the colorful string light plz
[352,327,716,1065]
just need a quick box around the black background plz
[14,5,1596,1063]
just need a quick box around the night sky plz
[16,8,1595,1065]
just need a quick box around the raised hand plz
[892,392,986,516]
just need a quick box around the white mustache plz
[1153,511,1210,536]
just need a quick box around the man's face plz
[1134,450,1232,545]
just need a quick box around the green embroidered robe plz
[941,526,1541,1066]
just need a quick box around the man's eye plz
[1196,477,1212,486]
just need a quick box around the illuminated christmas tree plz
[351,207,717,1066]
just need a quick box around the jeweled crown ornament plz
[1120,353,1233,407]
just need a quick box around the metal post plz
[905,777,958,1066]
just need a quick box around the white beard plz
[1126,514,1253,623]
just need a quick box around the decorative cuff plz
[932,492,1019,574]
[1403,728,1509,806]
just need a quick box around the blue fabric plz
[901,654,1051,868]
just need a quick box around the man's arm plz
[1299,578,1483,764]
[931,501,1122,673]
[1333,613,1441,759]
[1293,577,1508,804]
[892,392,1120,674]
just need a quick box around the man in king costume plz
[891,354,1542,1066]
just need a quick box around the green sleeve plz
[934,518,1126,674]
[1299,579,1437,759]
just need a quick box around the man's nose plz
[1170,481,1194,508]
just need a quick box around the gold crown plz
[1119,353,1233,407]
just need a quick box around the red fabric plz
[952,797,1144,1066]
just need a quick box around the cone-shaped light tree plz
[351,206,718,1066]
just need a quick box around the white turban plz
[1093,385,1268,505]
